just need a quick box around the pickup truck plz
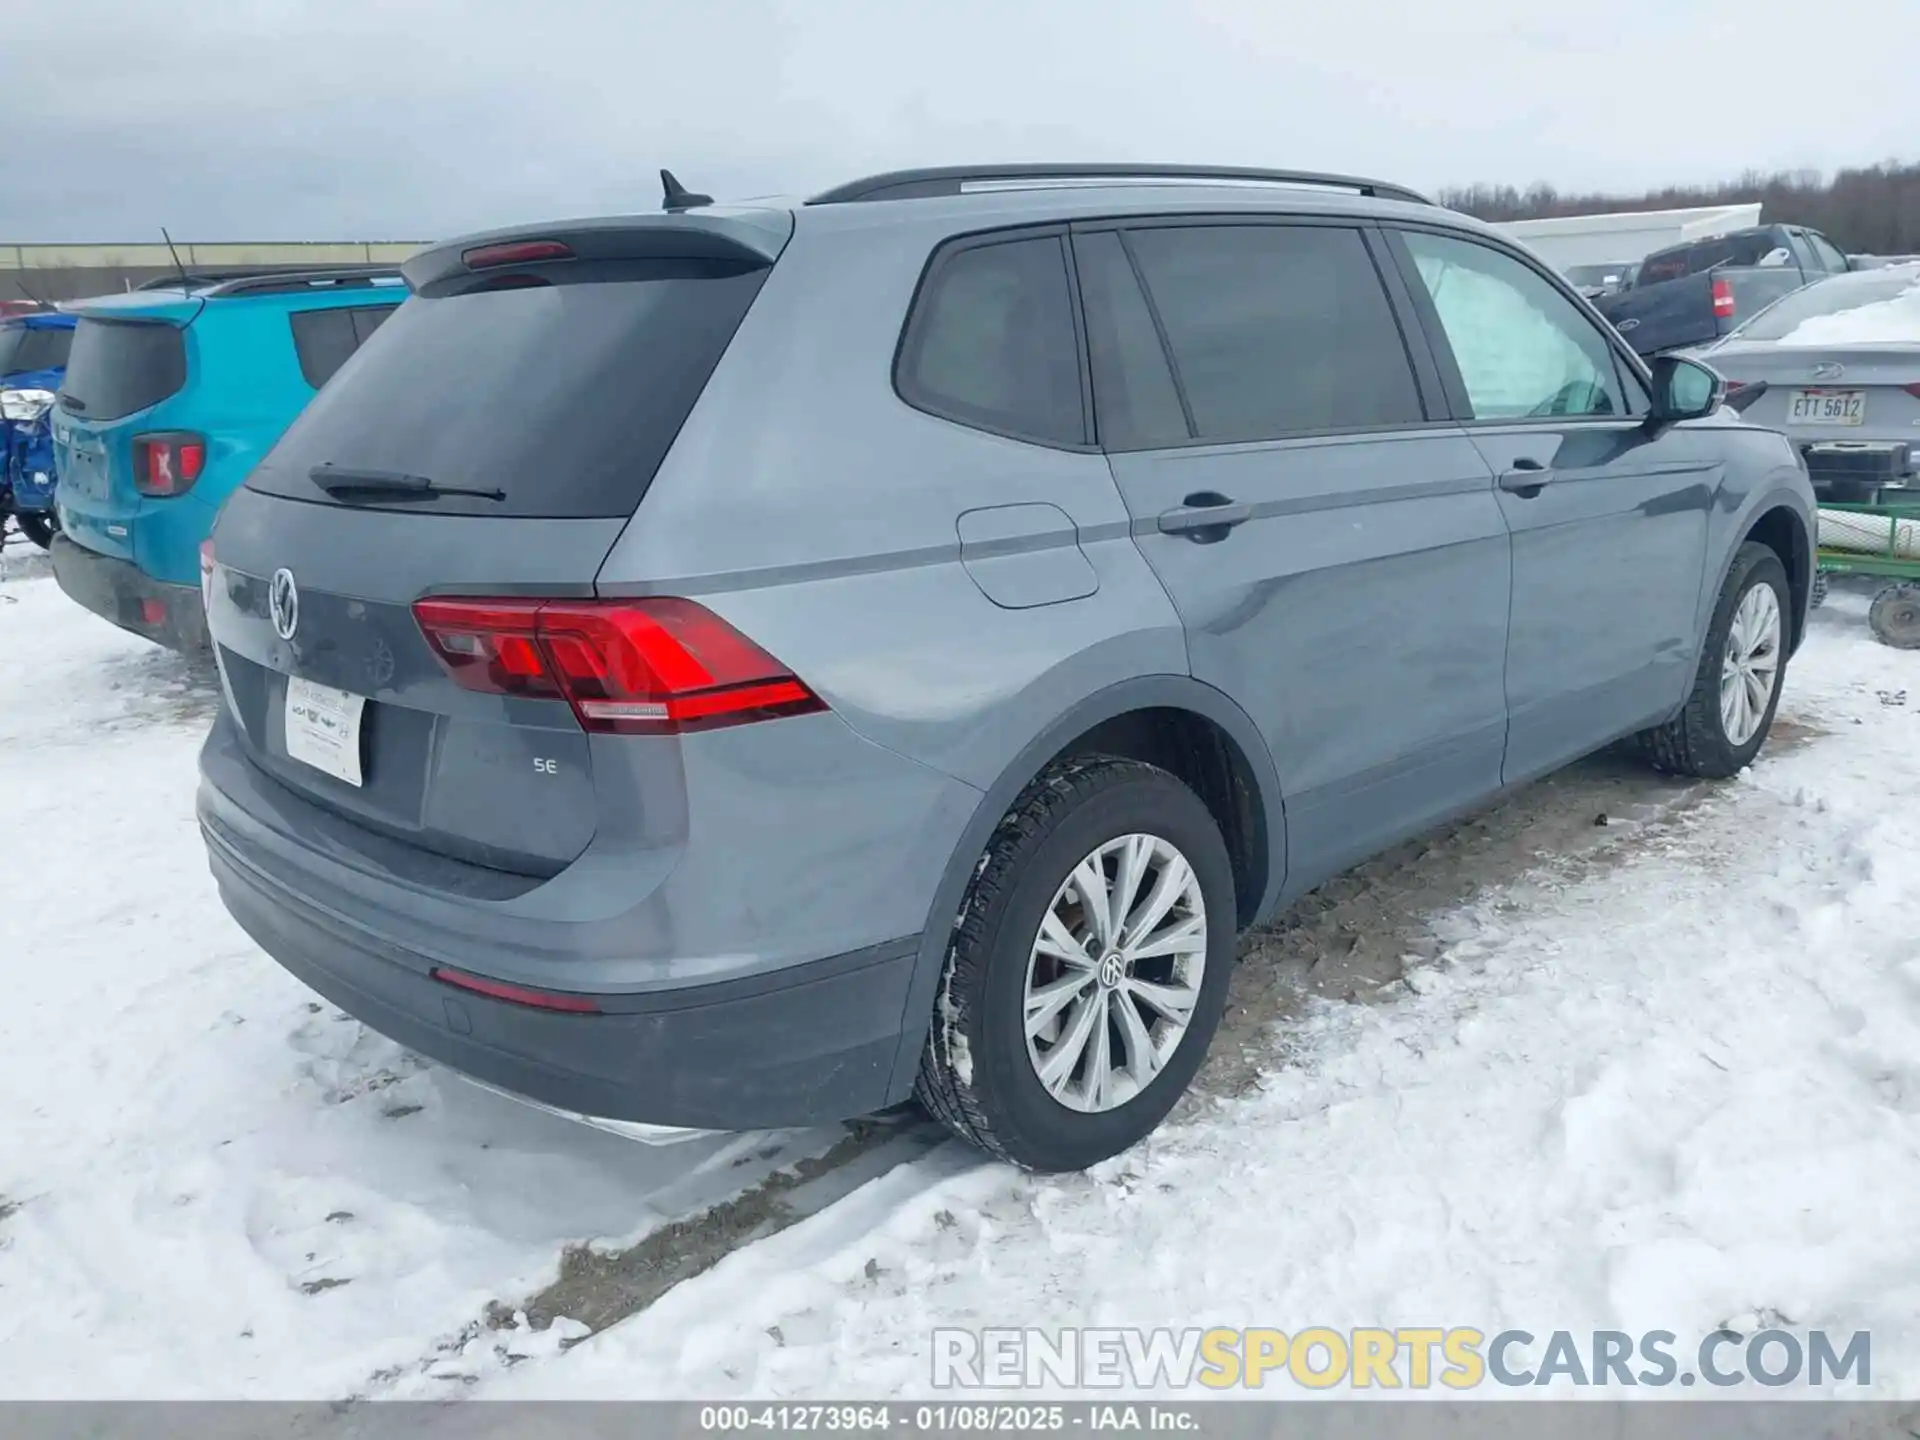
[1594,224,1854,357]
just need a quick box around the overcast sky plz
[4,0,1914,242]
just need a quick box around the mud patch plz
[509,1112,942,1340]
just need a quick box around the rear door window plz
[1118,222,1424,443]
[896,233,1086,447]
[58,318,187,421]
[1072,229,1191,449]
[247,258,768,519]
[289,304,400,389]
[1806,231,1850,273]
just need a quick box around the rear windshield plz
[246,260,768,519]
[0,325,73,378]
[58,318,188,422]
[1636,231,1781,286]
[1735,268,1920,344]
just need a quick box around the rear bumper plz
[199,779,923,1133]
[50,533,208,651]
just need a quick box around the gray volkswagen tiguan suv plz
[197,164,1815,1173]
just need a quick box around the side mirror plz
[1648,355,1725,424]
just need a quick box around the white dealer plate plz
[284,676,366,787]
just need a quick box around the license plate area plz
[284,676,366,787]
[1788,389,1865,426]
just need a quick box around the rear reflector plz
[139,598,167,626]
[1711,277,1736,319]
[461,239,574,270]
[430,966,603,1013]
[412,596,824,735]
[133,432,207,497]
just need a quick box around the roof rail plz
[201,265,407,297]
[134,264,407,297]
[807,164,1433,208]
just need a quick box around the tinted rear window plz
[289,304,399,389]
[895,234,1086,447]
[247,260,767,519]
[57,318,187,421]
[1123,224,1424,443]
[0,325,73,377]
[1637,231,1782,285]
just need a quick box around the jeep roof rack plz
[807,164,1434,208]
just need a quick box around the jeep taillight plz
[412,596,823,735]
[133,432,206,497]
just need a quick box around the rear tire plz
[1869,583,1920,649]
[915,756,1236,1172]
[1809,571,1828,610]
[15,513,55,550]
[1633,542,1790,779]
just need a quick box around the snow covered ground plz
[3,534,1919,1403]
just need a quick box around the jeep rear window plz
[57,318,187,421]
[289,304,400,389]
[0,325,72,377]
[246,260,767,518]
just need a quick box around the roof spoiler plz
[402,212,794,293]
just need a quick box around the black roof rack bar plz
[199,265,407,298]
[807,164,1433,208]
[133,263,405,296]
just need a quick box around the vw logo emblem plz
[1811,361,1846,381]
[268,568,300,641]
[1097,953,1126,991]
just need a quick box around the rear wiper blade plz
[308,464,504,503]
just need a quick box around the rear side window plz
[58,318,187,422]
[1074,230,1191,449]
[289,304,399,389]
[1121,223,1424,443]
[896,234,1086,447]
[247,259,768,519]
[0,325,72,376]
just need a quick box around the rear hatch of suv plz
[51,294,199,562]
[205,211,793,879]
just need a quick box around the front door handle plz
[1158,492,1252,539]
[1497,460,1552,497]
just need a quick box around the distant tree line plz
[1438,161,1920,256]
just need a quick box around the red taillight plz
[1904,383,1920,400]
[1711,277,1736,318]
[412,596,824,735]
[462,239,574,270]
[132,432,207,497]
[429,966,602,1013]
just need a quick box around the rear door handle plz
[1158,493,1252,538]
[1497,460,1552,497]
